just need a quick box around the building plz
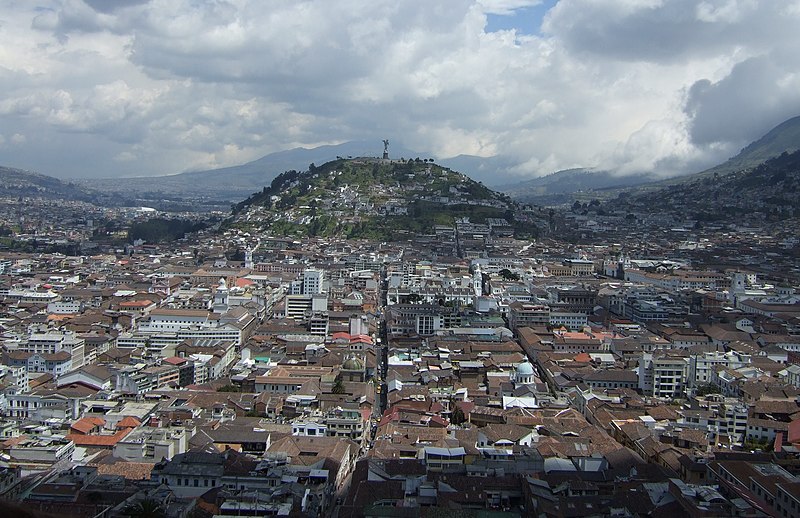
[114,426,189,461]
[640,351,690,398]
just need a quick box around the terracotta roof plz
[67,428,131,447]
[119,299,154,308]
[46,314,74,321]
[91,458,155,480]
[116,416,142,429]
[70,416,106,434]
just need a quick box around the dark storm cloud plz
[686,53,800,148]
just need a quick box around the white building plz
[638,352,689,399]
[11,328,85,370]
[303,269,324,295]
[292,420,328,437]
[114,426,189,461]
[688,351,751,389]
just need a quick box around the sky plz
[1,0,800,180]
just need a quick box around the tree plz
[450,404,466,425]
[332,374,345,394]
[123,499,166,518]
[498,268,520,281]
[695,383,720,397]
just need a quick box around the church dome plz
[342,355,364,371]
[516,359,534,377]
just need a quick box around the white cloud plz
[0,0,797,181]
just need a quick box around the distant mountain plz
[503,114,800,206]
[625,114,800,195]
[707,115,800,176]
[76,113,800,208]
[85,140,424,202]
[614,149,800,223]
[83,140,527,202]
[501,168,659,205]
[228,157,529,240]
[436,154,521,187]
[0,166,98,202]
[0,166,208,211]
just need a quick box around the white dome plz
[516,360,534,377]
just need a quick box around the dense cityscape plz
[3,1,800,517]
[1,148,800,518]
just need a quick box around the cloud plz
[0,0,798,181]
[685,52,800,148]
[542,0,792,63]
[478,0,543,15]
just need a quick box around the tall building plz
[303,269,324,295]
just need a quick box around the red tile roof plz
[67,428,131,447]
[70,416,106,435]
[116,416,142,429]
[119,299,154,308]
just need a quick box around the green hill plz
[708,115,800,175]
[227,157,529,240]
[0,166,98,202]
[614,149,800,223]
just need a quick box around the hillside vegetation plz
[228,157,528,240]
[0,166,98,201]
[612,150,800,224]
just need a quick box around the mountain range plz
[79,115,800,205]
[78,141,529,202]
[79,141,504,201]
[0,166,101,203]
[502,115,800,205]
[4,114,800,211]
[499,169,659,206]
